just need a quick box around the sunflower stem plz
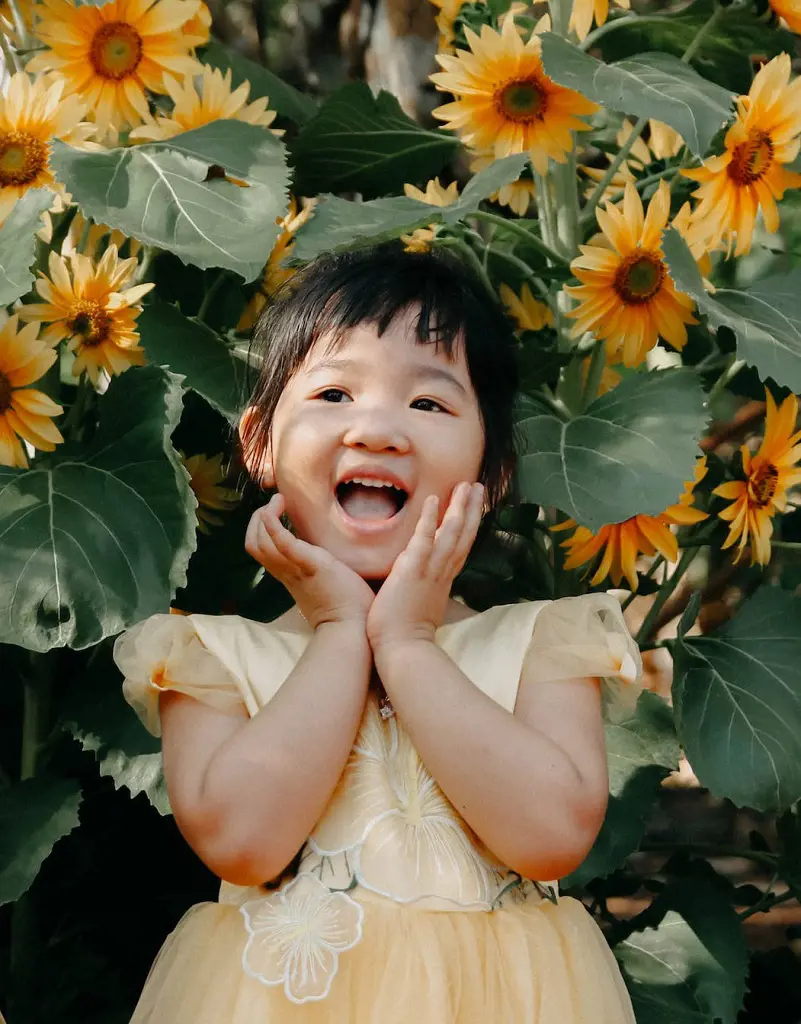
[707,356,745,404]
[680,4,725,64]
[535,387,572,421]
[5,0,27,56]
[770,541,801,552]
[598,166,681,209]
[471,210,570,266]
[435,236,496,299]
[738,888,797,921]
[135,244,158,286]
[484,245,552,302]
[197,268,231,322]
[621,555,666,610]
[533,172,560,257]
[583,114,649,223]
[580,14,672,51]
[0,29,21,73]
[581,338,607,410]
[636,547,697,645]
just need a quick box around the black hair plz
[242,241,520,511]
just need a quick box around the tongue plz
[339,484,398,520]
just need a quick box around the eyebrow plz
[307,357,469,397]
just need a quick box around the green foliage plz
[674,589,801,813]
[51,121,290,281]
[0,367,196,652]
[517,369,707,529]
[0,190,53,305]
[540,35,734,155]
[290,82,460,198]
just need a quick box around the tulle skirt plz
[129,889,635,1023]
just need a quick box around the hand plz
[245,493,375,630]
[367,482,484,651]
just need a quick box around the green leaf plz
[61,644,170,815]
[597,0,796,95]
[51,121,290,282]
[0,189,53,305]
[663,227,801,391]
[293,153,528,261]
[565,692,680,886]
[289,81,459,199]
[0,366,196,653]
[200,40,318,125]
[138,302,247,422]
[0,778,82,905]
[517,368,707,530]
[616,875,748,1024]
[540,34,734,156]
[674,587,801,813]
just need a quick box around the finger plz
[400,495,439,572]
[429,482,470,577]
[448,483,485,574]
[245,494,280,558]
[260,502,320,575]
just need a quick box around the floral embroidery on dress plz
[240,873,364,1004]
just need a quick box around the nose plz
[342,406,411,453]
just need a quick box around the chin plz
[337,548,399,582]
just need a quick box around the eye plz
[316,388,351,403]
[412,397,448,413]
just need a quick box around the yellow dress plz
[114,594,642,1023]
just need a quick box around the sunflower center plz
[751,462,779,507]
[728,129,774,186]
[0,370,11,414]
[90,21,143,80]
[613,250,665,304]
[0,130,48,187]
[497,78,547,123]
[67,301,111,347]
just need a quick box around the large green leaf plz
[200,40,318,125]
[0,189,53,305]
[673,588,801,813]
[664,227,801,391]
[61,644,170,815]
[565,692,680,886]
[517,369,707,530]
[0,777,82,904]
[293,153,528,261]
[597,0,795,94]
[540,35,733,156]
[289,81,459,199]
[51,121,290,282]
[616,875,748,1024]
[0,366,196,652]
[138,302,247,422]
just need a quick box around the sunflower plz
[498,281,553,331]
[555,457,708,591]
[569,0,630,43]
[28,0,203,141]
[129,65,281,143]
[182,0,211,46]
[237,196,317,331]
[768,0,801,33]
[565,181,697,367]
[18,246,154,384]
[182,452,240,532]
[683,54,801,257]
[430,0,468,52]
[0,316,64,468]
[399,177,459,253]
[61,211,142,261]
[430,15,598,175]
[0,72,93,223]
[713,391,801,566]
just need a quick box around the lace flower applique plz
[240,873,364,1004]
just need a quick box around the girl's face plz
[251,306,486,579]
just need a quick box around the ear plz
[238,406,275,489]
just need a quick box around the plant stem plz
[0,29,20,72]
[583,114,649,222]
[638,839,779,870]
[485,245,552,302]
[707,356,745,404]
[471,210,570,266]
[580,14,671,50]
[581,339,607,410]
[636,547,697,645]
[596,166,681,211]
[681,5,724,64]
[6,0,27,51]
[533,172,560,256]
[435,237,495,298]
[771,540,801,552]
[534,387,572,421]
[622,555,666,611]
[738,889,797,921]
[197,268,230,322]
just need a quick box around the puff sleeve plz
[113,613,248,738]
[523,594,643,718]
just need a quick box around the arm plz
[373,638,608,880]
[161,619,371,887]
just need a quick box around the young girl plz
[114,243,642,1022]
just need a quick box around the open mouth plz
[335,478,409,521]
